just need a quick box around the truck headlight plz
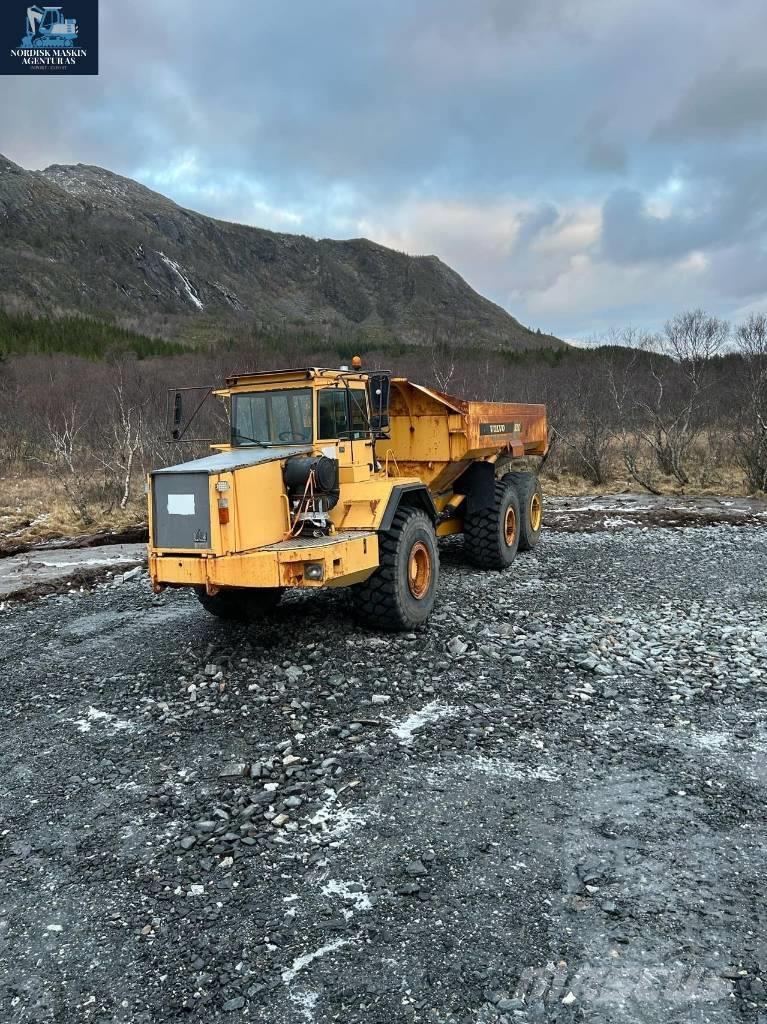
[305,563,324,581]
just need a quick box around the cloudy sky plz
[4,0,767,338]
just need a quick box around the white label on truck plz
[167,493,196,516]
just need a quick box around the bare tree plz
[734,313,767,492]
[428,332,457,394]
[93,376,144,509]
[606,339,663,494]
[29,403,94,522]
[3,310,759,531]
[554,360,613,485]
[0,359,27,467]
[632,311,728,485]
[664,308,728,368]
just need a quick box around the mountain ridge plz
[0,154,564,351]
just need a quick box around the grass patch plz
[0,475,146,549]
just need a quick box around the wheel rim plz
[504,504,517,546]
[408,541,432,599]
[530,492,542,531]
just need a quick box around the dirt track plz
[0,510,766,1023]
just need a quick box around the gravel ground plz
[1,520,766,1024]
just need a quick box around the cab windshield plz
[232,389,312,446]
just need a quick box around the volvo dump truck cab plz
[148,365,548,631]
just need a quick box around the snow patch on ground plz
[281,938,350,985]
[459,755,561,782]
[682,729,729,751]
[306,789,367,843]
[603,516,642,529]
[2,513,51,539]
[72,707,134,734]
[38,557,140,568]
[43,167,137,205]
[644,722,767,787]
[390,701,458,744]
[287,989,319,1021]
[321,879,372,912]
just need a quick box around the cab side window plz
[349,389,369,439]
[318,389,348,438]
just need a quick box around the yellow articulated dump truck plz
[148,362,548,631]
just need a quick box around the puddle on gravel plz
[59,602,191,640]
[59,609,129,638]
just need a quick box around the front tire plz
[503,471,543,551]
[194,586,283,622]
[463,479,521,569]
[355,508,439,631]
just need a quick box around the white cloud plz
[3,0,767,336]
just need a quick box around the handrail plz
[383,449,400,478]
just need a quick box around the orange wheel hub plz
[504,505,517,546]
[530,492,542,531]
[408,541,432,599]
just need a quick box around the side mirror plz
[171,392,183,440]
[368,373,390,434]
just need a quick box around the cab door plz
[316,384,374,482]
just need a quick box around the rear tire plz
[194,586,283,622]
[463,479,520,569]
[503,471,543,551]
[355,508,439,631]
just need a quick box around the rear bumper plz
[149,531,379,592]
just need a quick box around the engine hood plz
[153,445,312,476]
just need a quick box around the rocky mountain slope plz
[0,154,561,350]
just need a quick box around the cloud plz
[583,137,627,173]
[655,65,767,142]
[601,155,767,265]
[707,244,767,300]
[2,0,767,336]
[358,197,603,330]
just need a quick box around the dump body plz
[147,367,548,615]
[384,378,548,494]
